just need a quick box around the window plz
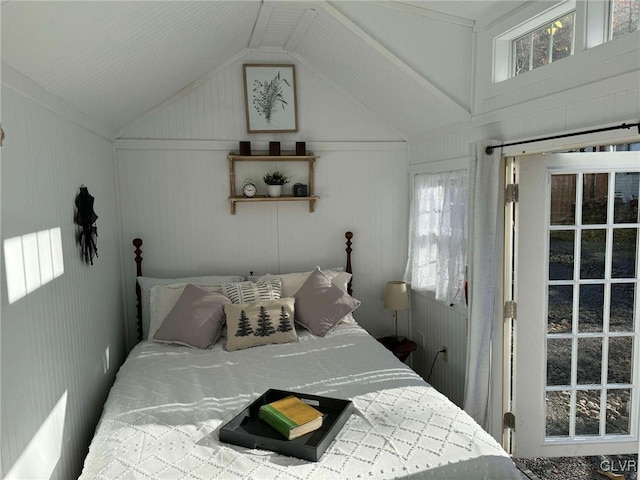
[513,11,575,76]
[493,0,576,83]
[610,0,640,39]
[404,170,468,304]
[494,0,639,83]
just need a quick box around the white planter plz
[267,185,282,197]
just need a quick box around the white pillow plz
[149,283,229,340]
[137,274,243,339]
[258,269,350,297]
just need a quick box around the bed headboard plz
[132,231,354,342]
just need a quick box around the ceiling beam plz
[285,8,318,52]
[249,3,275,49]
[385,1,475,28]
[318,1,471,121]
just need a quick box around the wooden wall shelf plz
[228,152,319,214]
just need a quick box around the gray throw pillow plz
[137,274,243,338]
[294,267,361,337]
[153,283,231,349]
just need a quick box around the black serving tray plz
[219,389,354,462]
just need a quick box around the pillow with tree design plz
[224,298,298,351]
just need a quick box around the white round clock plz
[243,181,257,198]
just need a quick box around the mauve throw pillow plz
[295,267,361,336]
[153,284,231,349]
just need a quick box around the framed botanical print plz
[243,64,298,133]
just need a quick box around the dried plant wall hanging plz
[243,64,298,133]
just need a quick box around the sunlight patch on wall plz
[103,345,110,374]
[3,227,64,304]
[5,390,68,480]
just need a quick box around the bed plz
[80,232,520,479]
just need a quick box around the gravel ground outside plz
[517,455,638,480]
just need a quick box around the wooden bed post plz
[345,231,353,296]
[133,238,143,341]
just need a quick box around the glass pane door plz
[513,151,639,458]
[546,171,638,441]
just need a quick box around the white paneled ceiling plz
[1,0,506,138]
[296,3,470,136]
[2,1,259,133]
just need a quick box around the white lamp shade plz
[383,281,409,311]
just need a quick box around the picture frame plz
[243,64,298,133]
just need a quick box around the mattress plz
[81,324,520,479]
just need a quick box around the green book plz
[259,396,323,440]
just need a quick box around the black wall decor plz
[74,186,99,265]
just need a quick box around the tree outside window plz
[513,11,575,77]
[610,0,639,39]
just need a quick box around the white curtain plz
[463,142,504,437]
[404,169,468,305]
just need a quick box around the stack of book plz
[258,395,323,440]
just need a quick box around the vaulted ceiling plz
[1,0,503,139]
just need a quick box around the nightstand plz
[377,336,417,362]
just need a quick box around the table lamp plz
[383,281,409,340]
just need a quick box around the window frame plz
[492,0,632,84]
[511,10,577,77]
[494,0,577,83]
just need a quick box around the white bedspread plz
[81,324,519,479]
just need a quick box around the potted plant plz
[263,171,289,198]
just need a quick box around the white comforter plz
[81,324,519,479]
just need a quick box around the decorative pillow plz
[153,284,231,349]
[224,298,298,351]
[222,279,282,304]
[137,274,243,339]
[294,267,361,337]
[259,268,349,297]
[150,283,229,340]
[330,271,352,294]
[340,313,358,325]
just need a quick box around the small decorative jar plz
[293,183,308,197]
[269,142,281,156]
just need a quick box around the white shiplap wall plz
[411,291,468,408]
[117,50,409,349]
[1,87,124,478]
[116,146,408,348]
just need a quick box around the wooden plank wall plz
[1,87,124,479]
